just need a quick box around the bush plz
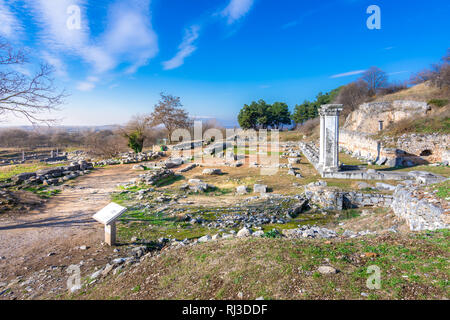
[428,99,449,108]
[263,229,282,238]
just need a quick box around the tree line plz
[237,49,450,131]
[237,100,291,130]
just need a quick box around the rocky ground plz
[0,142,448,300]
[0,164,146,299]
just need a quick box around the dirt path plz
[0,164,142,282]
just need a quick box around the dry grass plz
[295,118,320,140]
[278,130,303,142]
[373,82,449,103]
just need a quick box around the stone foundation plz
[339,130,450,165]
[391,186,449,231]
[303,182,393,210]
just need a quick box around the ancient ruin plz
[318,104,343,174]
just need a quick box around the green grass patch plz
[428,99,449,108]
[0,163,63,182]
[430,180,449,199]
[154,175,184,187]
[23,186,61,198]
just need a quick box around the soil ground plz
[0,164,144,297]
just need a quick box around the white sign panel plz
[93,202,127,225]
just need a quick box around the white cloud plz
[30,0,89,50]
[0,0,22,39]
[388,71,408,76]
[330,69,366,78]
[76,76,99,91]
[42,52,68,78]
[101,0,158,74]
[11,65,31,77]
[27,0,158,76]
[76,81,95,91]
[221,0,254,24]
[162,25,200,70]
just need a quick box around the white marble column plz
[319,104,343,173]
[319,115,325,166]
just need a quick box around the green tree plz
[126,131,145,153]
[270,102,291,129]
[238,102,259,130]
[255,99,272,129]
[122,115,148,153]
[292,102,309,125]
[306,103,319,119]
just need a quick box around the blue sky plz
[1,0,449,126]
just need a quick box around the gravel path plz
[0,164,142,279]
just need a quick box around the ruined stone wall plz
[339,130,450,164]
[339,130,384,161]
[384,133,450,164]
[343,100,430,133]
[339,99,449,164]
[391,186,449,231]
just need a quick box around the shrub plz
[263,229,282,238]
[428,99,449,108]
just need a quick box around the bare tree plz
[360,66,388,96]
[147,93,191,143]
[380,81,408,95]
[335,80,368,113]
[410,49,450,88]
[84,129,127,158]
[410,68,434,85]
[0,38,66,124]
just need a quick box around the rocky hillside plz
[343,82,449,134]
[343,100,431,133]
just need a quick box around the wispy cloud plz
[161,0,255,71]
[101,0,158,74]
[26,0,158,76]
[42,52,68,78]
[221,0,254,24]
[281,3,336,30]
[388,70,408,76]
[76,76,99,91]
[162,25,200,70]
[330,69,366,78]
[0,0,22,39]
